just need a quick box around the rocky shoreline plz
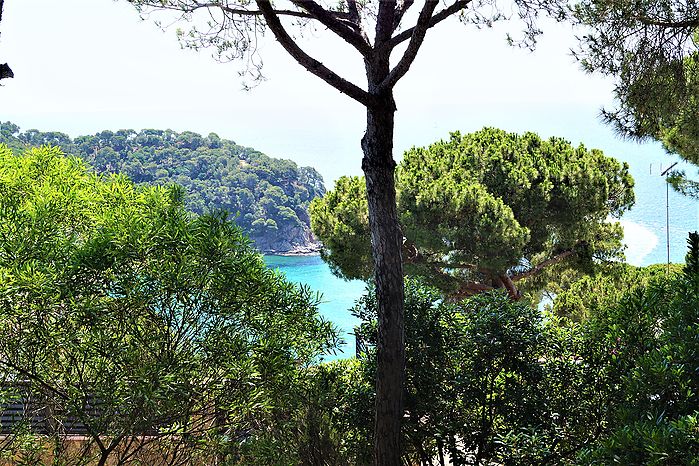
[261,241,321,256]
[252,224,322,256]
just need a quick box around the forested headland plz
[0,121,325,253]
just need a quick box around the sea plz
[265,147,699,357]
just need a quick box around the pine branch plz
[255,0,373,107]
[381,0,472,52]
[511,249,576,282]
[379,1,439,91]
[290,0,371,56]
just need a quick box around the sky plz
[1,0,698,264]
[1,0,644,183]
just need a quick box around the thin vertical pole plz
[667,178,670,274]
[661,162,678,274]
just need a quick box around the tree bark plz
[362,54,405,466]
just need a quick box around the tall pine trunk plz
[362,56,405,466]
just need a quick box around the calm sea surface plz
[265,149,699,356]
[263,255,366,357]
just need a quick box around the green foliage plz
[581,415,699,465]
[312,128,634,295]
[0,122,325,252]
[556,235,699,464]
[552,263,680,322]
[351,281,606,465]
[571,1,698,145]
[0,144,337,464]
[309,176,373,280]
[684,231,699,280]
[293,360,374,466]
[619,52,699,197]
[343,248,698,465]
[226,358,373,466]
[296,360,374,466]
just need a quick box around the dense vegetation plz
[0,145,336,465]
[267,255,698,465]
[311,128,634,299]
[0,121,325,252]
[0,143,697,465]
[3,1,698,464]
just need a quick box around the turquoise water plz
[265,148,699,356]
[264,255,366,357]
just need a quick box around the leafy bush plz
[352,280,604,466]
[575,234,699,464]
[0,145,336,465]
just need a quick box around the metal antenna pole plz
[667,179,670,273]
[661,162,679,273]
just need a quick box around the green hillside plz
[0,122,325,253]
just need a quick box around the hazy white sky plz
[0,0,678,185]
